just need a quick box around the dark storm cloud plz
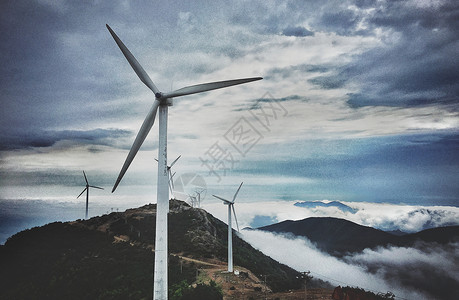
[0,0,181,144]
[308,74,347,89]
[281,26,314,37]
[0,128,131,150]
[319,9,363,36]
[335,0,459,107]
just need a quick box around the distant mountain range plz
[294,201,358,213]
[257,217,459,256]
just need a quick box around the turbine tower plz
[106,24,261,300]
[213,182,243,272]
[77,171,104,219]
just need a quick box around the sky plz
[1,0,458,241]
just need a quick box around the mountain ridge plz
[0,200,328,299]
[257,216,459,256]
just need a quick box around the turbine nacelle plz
[155,94,173,106]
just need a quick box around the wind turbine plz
[77,171,104,219]
[212,182,243,273]
[106,24,261,299]
[194,188,205,208]
[155,155,181,198]
[187,193,197,208]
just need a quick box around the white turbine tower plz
[106,24,261,300]
[212,182,243,273]
[77,171,104,219]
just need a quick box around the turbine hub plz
[155,92,162,99]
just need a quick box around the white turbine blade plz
[106,24,160,95]
[77,188,87,199]
[232,204,240,232]
[232,182,243,202]
[212,194,232,204]
[112,100,160,192]
[162,77,262,98]
[170,172,176,190]
[89,185,104,190]
[168,180,173,195]
[167,170,174,194]
[169,155,181,168]
[83,170,88,185]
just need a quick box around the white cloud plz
[202,200,459,233]
[241,230,430,299]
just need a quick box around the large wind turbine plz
[212,182,243,273]
[77,171,104,219]
[106,24,261,300]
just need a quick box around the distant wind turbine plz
[187,193,197,208]
[194,188,205,208]
[213,182,243,272]
[155,155,181,197]
[77,171,104,219]
[106,24,261,299]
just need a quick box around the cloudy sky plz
[1,0,458,236]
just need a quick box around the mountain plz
[258,217,459,256]
[294,201,358,213]
[384,229,407,236]
[258,217,394,256]
[0,200,315,299]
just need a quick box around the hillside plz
[258,217,394,256]
[0,200,323,299]
[258,217,459,256]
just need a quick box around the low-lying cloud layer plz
[241,230,458,299]
[203,200,459,233]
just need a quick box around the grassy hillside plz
[0,200,304,299]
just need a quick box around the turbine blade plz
[106,24,160,95]
[168,180,173,195]
[170,172,176,190]
[162,77,262,98]
[233,182,243,202]
[112,100,160,192]
[77,188,87,198]
[232,205,240,232]
[212,194,232,204]
[89,185,104,190]
[83,170,88,185]
[168,170,174,194]
[169,155,181,168]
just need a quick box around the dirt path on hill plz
[171,254,333,300]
